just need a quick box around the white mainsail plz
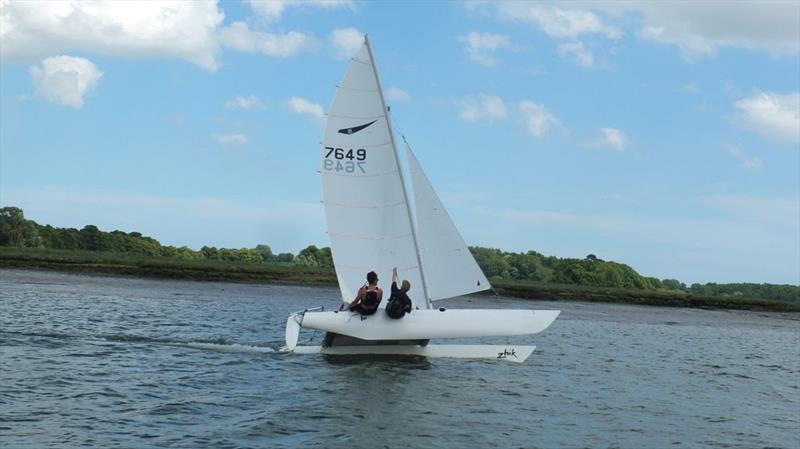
[322,38,426,305]
[406,144,491,301]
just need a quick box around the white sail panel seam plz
[321,141,392,149]
[337,263,419,271]
[321,169,398,179]
[351,57,372,65]
[337,85,380,93]
[327,113,385,120]
[328,231,412,240]
[323,200,406,209]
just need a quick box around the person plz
[348,270,383,316]
[385,267,412,319]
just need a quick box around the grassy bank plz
[491,280,800,312]
[2,247,798,312]
[0,247,336,285]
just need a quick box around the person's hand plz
[392,267,398,275]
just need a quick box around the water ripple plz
[1,269,798,449]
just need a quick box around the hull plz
[292,344,536,363]
[300,308,559,341]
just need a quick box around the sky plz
[1,0,798,285]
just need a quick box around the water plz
[1,269,798,449]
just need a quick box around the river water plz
[1,269,798,448]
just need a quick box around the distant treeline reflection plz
[2,206,797,303]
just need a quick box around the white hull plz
[300,308,559,341]
[292,344,536,363]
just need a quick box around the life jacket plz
[362,288,379,307]
[386,294,409,319]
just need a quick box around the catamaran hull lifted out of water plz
[297,309,559,341]
[283,35,559,362]
[284,309,559,362]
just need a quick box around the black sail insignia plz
[338,120,377,135]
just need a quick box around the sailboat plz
[284,36,559,363]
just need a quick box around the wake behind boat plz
[284,35,559,362]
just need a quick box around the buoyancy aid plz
[362,287,379,308]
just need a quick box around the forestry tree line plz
[2,206,797,302]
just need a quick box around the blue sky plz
[1,1,798,285]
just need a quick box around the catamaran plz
[283,36,559,363]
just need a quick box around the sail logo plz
[338,120,377,135]
[497,348,517,359]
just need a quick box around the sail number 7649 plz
[323,146,366,174]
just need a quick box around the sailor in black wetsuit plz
[348,271,383,315]
[386,266,413,319]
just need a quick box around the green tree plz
[256,244,275,262]
[277,252,294,263]
[297,245,334,268]
[201,246,220,260]
[661,279,686,291]
[0,206,42,247]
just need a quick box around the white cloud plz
[287,96,324,121]
[219,22,314,57]
[247,0,353,23]
[725,144,763,170]
[328,27,364,59]
[459,94,508,122]
[633,1,800,59]
[30,56,102,108]
[387,86,410,102]
[458,31,511,66]
[246,0,286,23]
[474,2,799,61]
[214,133,248,146]
[582,127,628,151]
[734,91,800,144]
[495,2,621,40]
[1,1,224,69]
[557,41,594,67]
[518,100,561,137]
[225,95,266,111]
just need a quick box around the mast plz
[364,35,432,309]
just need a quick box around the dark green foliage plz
[0,206,331,267]
[688,282,799,302]
[470,246,654,290]
[661,278,687,291]
[466,245,798,302]
[276,253,295,263]
[256,244,275,262]
[296,245,333,268]
[0,207,43,248]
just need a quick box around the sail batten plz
[322,200,406,209]
[327,113,386,120]
[328,232,413,240]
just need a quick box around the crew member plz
[386,266,412,319]
[348,271,383,315]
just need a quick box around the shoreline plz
[2,250,798,313]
